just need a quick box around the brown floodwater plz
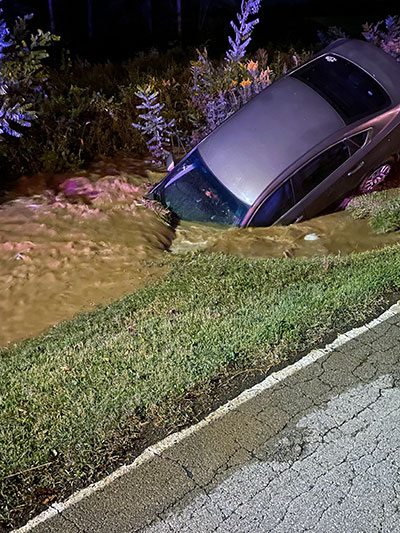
[172,211,400,258]
[0,160,174,346]
[1,158,400,347]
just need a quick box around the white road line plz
[14,301,400,532]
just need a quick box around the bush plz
[187,0,311,143]
[0,0,313,185]
[363,15,400,61]
[0,3,60,184]
[0,44,195,185]
[0,9,59,140]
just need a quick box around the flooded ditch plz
[172,211,400,258]
[1,158,400,346]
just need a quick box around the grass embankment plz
[2,246,400,527]
[347,188,400,233]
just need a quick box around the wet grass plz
[347,188,400,234]
[2,246,400,527]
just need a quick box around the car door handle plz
[347,160,365,176]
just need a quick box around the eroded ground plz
[1,159,400,346]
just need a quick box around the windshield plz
[291,54,391,124]
[159,150,249,225]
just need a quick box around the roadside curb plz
[14,300,400,532]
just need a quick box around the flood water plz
[1,158,400,346]
[0,160,174,346]
[173,211,400,258]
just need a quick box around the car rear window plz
[291,54,391,124]
[160,150,249,225]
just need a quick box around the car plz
[148,39,400,227]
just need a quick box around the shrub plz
[363,15,400,61]
[188,0,268,141]
[188,1,310,142]
[225,0,262,64]
[132,84,175,165]
[317,26,348,47]
[0,1,312,185]
[0,2,61,184]
[0,5,59,139]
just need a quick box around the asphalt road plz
[24,305,400,533]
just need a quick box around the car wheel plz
[358,160,393,194]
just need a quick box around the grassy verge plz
[2,246,400,527]
[347,188,400,233]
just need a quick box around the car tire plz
[358,159,394,194]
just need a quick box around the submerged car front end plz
[149,73,346,226]
[149,149,250,226]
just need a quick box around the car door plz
[321,130,373,208]
[246,131,371,227]
[247,179,297,227]
[290,131,370,220]
[247,138,353,227]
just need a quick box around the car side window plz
[347,130,371,155]
[250,180,295,226]
[291,141,351,201]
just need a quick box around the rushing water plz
[0,160,174,346]
[172,211,400,258]
[1,159,400,346]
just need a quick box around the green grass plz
[347,188,400,234]
[2,246,400,527]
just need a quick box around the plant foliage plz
[132,84,175,165]
[0,4,59,139]
[188,0,269,142]
[317,26,348,47]
[363,15,400,61]
[226,0,262,64]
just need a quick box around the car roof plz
[197,39,400,206]
[198,76,345,205]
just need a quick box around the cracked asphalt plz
[29,312,400,533]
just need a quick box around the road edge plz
[15,300,400,532]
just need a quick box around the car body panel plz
[245,105,400,226]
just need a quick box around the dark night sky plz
[3,0,399,60]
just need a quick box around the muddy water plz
[0,161,174,346]
[1,159,400,347]
[173,211,400,258]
